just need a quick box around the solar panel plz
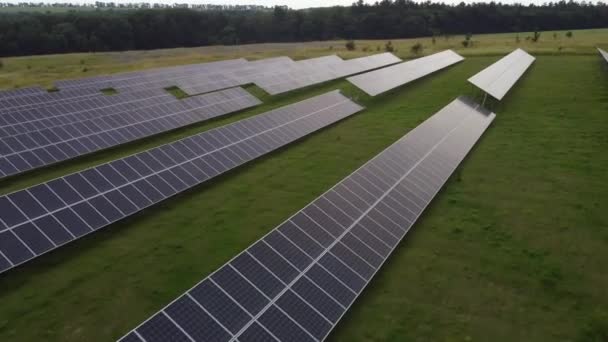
[118,96,495,342]
[0,87,103,114]
[0,88,172,139]
[107,61,251,94]
[0,86,47,100]
[55,59,248,91]
[347,50,464,96]
[254,53,401,95]
[0,87,261,179]
[176,57,297,96]
[0,90,363,275]
[598,48,608,63]
[467,48,535,100]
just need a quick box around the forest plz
[0,0,607,57]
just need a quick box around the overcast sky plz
[4,0,607,9]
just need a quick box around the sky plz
[3,0,607,9]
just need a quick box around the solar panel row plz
[0,60,250,115]
[0,88,171,139]
[105,60,252,94]
[0,87,261,179]
[467,48,535,100]
[599,47,608,63]
[176,57,297,96]
[0,57,285,119]
[55,59,248,90]
[0,90,363,275]
[118,96,496,342]
[0,86,47,100]
[0,87,103,113]
[0,58,294,135]
[347,50,464,96]
[253,53,402,95]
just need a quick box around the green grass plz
[164,86,189,99]
[0,29,607,341]
[100,88,118,96]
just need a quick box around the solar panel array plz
[1,57,293,138]
[0,86,46,100]
[599,48,608,63]
[253,53,402,95]
[176,57,297,96]
[109,60,253,94]
[347,50,464,96]
[55,59,248,92]
[0,88,171,138]
[0,90,363,274]
[0,87,103,113]
[118,96,495,342]
[0,87,261,179]
[468,48,535,100]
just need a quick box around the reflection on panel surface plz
[119,96,495,342]
[0,90,362,275]
[347,50,464,96]
[468,48,535,100]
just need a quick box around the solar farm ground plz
[0,28,607,341]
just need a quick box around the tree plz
[346,40,356,51]
[411,42,423,55]
[0,1,607,57]
[385,41,394,52]
[462,33,472,48]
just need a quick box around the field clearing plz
[0,29,607,341]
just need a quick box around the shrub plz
[82,67,88,72]
[362,46,369,52]
[0,59,3,69]
[516,34,520,43]
[376,46,380,51]
[532,31,541,42]
[432,36,436,45]
[462,33,473,48]
[345,40,356,51]
[553,32,558,39]
[384,41,395,52]
[410,42,423,55]
[566,31,573,38]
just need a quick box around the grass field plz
[0,29,607,341]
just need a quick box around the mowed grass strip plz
[0,48,607,341]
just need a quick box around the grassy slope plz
[0,29,607,341]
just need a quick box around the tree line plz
[0,0,606,57]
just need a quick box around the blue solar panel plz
[119,96,495,342]
[0,87,261,179]
[0,90,363,275]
